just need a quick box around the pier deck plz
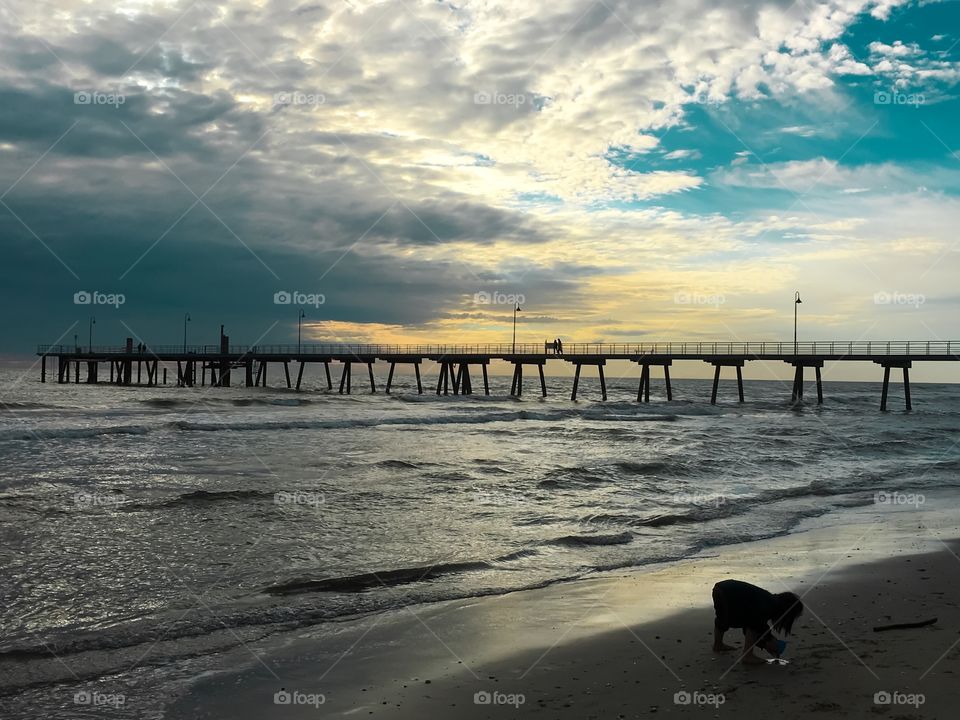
[37,340,960,410]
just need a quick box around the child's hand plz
[762,637,784,657]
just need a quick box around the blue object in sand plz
[774,639,787,656]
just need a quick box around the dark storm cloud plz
[0,84,260,161]
[0,0,639,353]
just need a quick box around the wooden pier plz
[36,340,960,410]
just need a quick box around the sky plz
[1,0,960,380]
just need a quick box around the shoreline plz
[164,495,960,719]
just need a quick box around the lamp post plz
[298,309,306,354]
[794,291,802,356]
[183,313,191,353]
[512,302,521,353]
[88,316,96,352]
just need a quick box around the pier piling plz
[568,359,605,400]
[709,361,744,404]
[635,360,672,402]
[789,361,823,404]
[877,360,912,411]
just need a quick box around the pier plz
[36,340,960,410]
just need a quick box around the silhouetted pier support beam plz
[433,358,489,396]
[41,355,46,383]
[708,360,745,404]
[294,359,333,391]
[179,361,194,387]
[218,334,231,387]
[283,362,292,389]
[123,338,133,385]
[877,360,912,411]
[338,360,376,395]
[436,362,451,395]
[788,360,824,404]
[454,363,474,395]
[507,359,547,398]
[568,359,606,401]
[635,360,672,402]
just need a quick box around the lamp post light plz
[298,309,306,354]
[88,316,96,352]
[183,313,191,353]
[512,302,521,354]
[794,291,802,356]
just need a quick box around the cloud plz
[714,158,959,196]
[663,149,702,160]
[0,0,958,353]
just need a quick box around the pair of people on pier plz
[548,338,564,355]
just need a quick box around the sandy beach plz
[164,496,960,719]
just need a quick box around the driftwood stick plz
[872,618,937,632]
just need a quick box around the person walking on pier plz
[557,338,564,355]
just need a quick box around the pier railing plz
[37,341,959,358]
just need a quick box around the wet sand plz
[169,500,960,719]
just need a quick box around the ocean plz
[1,363,958,717]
